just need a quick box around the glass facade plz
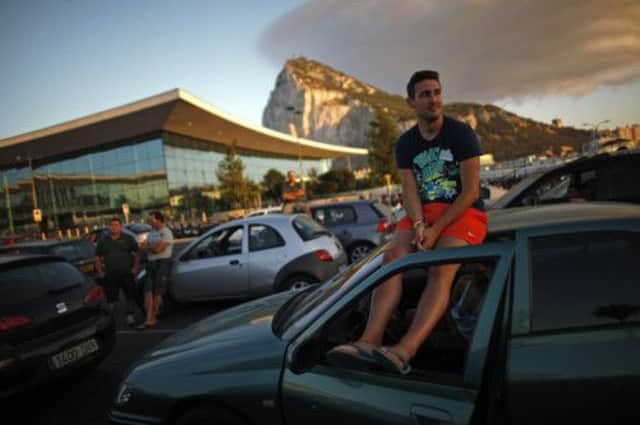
[0,138,169,235]
[1,132,331,235]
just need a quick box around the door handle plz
[411,406,452,425]
[229,260,240,266]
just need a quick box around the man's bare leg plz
[387,236,468,361]
[144,291,155,325]
[357,231,413,346]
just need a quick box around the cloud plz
[260,0,640,103]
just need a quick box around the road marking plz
[117,329,180,335]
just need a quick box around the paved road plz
[3,239,238,425]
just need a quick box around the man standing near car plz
[281,170,308,214]
[138,211,173,329]
[327,70,487,374]
[95,217,140,326]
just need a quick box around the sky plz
[1,0,639,141]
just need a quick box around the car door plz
[507,222,640,424]
[312,206,357,247]
[247,223,288,297]
[171,225,248,301]
[280,243,515,425]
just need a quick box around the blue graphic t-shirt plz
[395,116,484,210]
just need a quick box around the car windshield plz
[273,245,386,338]
[292,215,331,240]
[490,172,542,209]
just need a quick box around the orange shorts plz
[396,203,488,245]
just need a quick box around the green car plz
[110,202,640,425]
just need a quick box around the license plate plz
[50,339,99,370]
[80,263,95,273]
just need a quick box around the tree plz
[314,168,356,194]
[367,107,400,185]
[261,169,286,203]
[215,144,260,210]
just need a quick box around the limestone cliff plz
[262,57,590,165]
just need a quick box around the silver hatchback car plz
[168,214,347,303]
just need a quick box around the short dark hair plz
[111,217,122,224]
[150,211,164,222]
[407,70,440,98]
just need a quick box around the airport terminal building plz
[0,89,367,235]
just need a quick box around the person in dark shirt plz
[327,70,488,374]
[95,217,140,326]
[281,170,307,214]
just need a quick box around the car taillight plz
[314,249,334,262]
[376,218,390,233]
[84,286,105,304]
[0,315,32,333]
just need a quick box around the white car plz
[164,214,347,303]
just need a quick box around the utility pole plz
[28,152,38,209]
[286,106,304,190]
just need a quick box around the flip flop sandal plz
[326,342,380,370]
[372,347,412,375]
[136,322,156,331]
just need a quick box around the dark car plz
[0,239,97,277]
[86,223,151,246]
[490,150,640,209]
[111,202,640,425]
[310,200,392,263]
[0,255,115,398]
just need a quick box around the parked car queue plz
[110,202,640,425]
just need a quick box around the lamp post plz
[581,119,610,155]
[286,106,304,190]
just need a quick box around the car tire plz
[281,274,317,292]
[348,242,374,264]
[175,405,243,425]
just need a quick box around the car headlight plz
[115,382,132,405]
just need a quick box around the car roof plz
[0,239,84,248]
[488,202,640,235]
[0,254,65,269]
[310,200,375,208]
[220,213,299,226]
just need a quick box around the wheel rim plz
[351,245,372,262]
[289,280,312,291]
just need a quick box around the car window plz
[249,224,285,251]
[522,173,573,205]
[188,226,243,259]
[529,231,640,332]
[0,264,48,304]
[38,261,85,290]
[50,243,83,262]
[313,207,356,226]
[370,201,389,218]
[292,215,330,241]
[315,258,498,381]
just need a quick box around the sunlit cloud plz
[260,0,640,103]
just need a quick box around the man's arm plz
[398,168,423,225]
[95,242,104,275]
[150,239,168,254]
[418,157,480,250]
[95,255,104,275]
[130,237,140,273]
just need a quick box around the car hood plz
[128,292,295,382]
[149,291,293,359]
[119,291,299,425]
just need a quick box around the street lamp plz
[286,106,304,189]
[581,119,610,155]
